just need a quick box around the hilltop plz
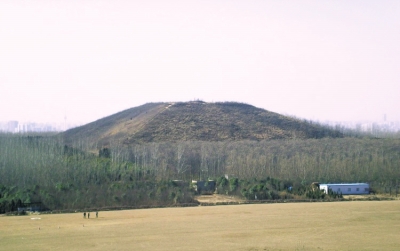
[62,101,343,147]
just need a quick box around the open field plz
[1,201,400,251]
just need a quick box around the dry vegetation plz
[2,201,400,251]
[63,101,342,147]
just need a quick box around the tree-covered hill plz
[2,102,398,213]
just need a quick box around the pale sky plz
[1,0,399,125]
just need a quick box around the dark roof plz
[319,183,369,186]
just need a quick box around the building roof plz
[319,183,369,186]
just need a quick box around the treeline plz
[214,176,342,201]
[1,133,399,212]
[106,138,400,186]
[0,134,197,212]
[0,180,196,214]
[329,124,400,139]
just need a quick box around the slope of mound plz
[63,101,342,147]
[63,102,167,146]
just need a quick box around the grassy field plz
[1,201,400,251]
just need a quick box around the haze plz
[1,0,399,125]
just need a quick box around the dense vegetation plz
[0,134,197,213]
[1,132,399,213]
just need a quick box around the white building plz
[319,183,369,195]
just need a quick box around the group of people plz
[83,211,98,219]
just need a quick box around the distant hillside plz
[63,101,343,147]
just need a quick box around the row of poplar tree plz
[0,133,399,211]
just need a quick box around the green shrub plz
[169,191,176,200]
[216,177,228,187]
[229,178,239,192]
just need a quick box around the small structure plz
[192,180,216,194]
[17,202,43,213]
[319,183,369,195]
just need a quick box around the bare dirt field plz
[195,194,244,204]
[1,200,400,251]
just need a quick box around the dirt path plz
[195,194,244,204]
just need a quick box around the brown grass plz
[106,103,168,138]
[64,101,342,147]
[1,201,400,251]
[195,194,244,204]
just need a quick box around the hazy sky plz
[1,0,399,125]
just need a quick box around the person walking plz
[96,211,98,218]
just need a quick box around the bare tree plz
[176,143,188,179]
